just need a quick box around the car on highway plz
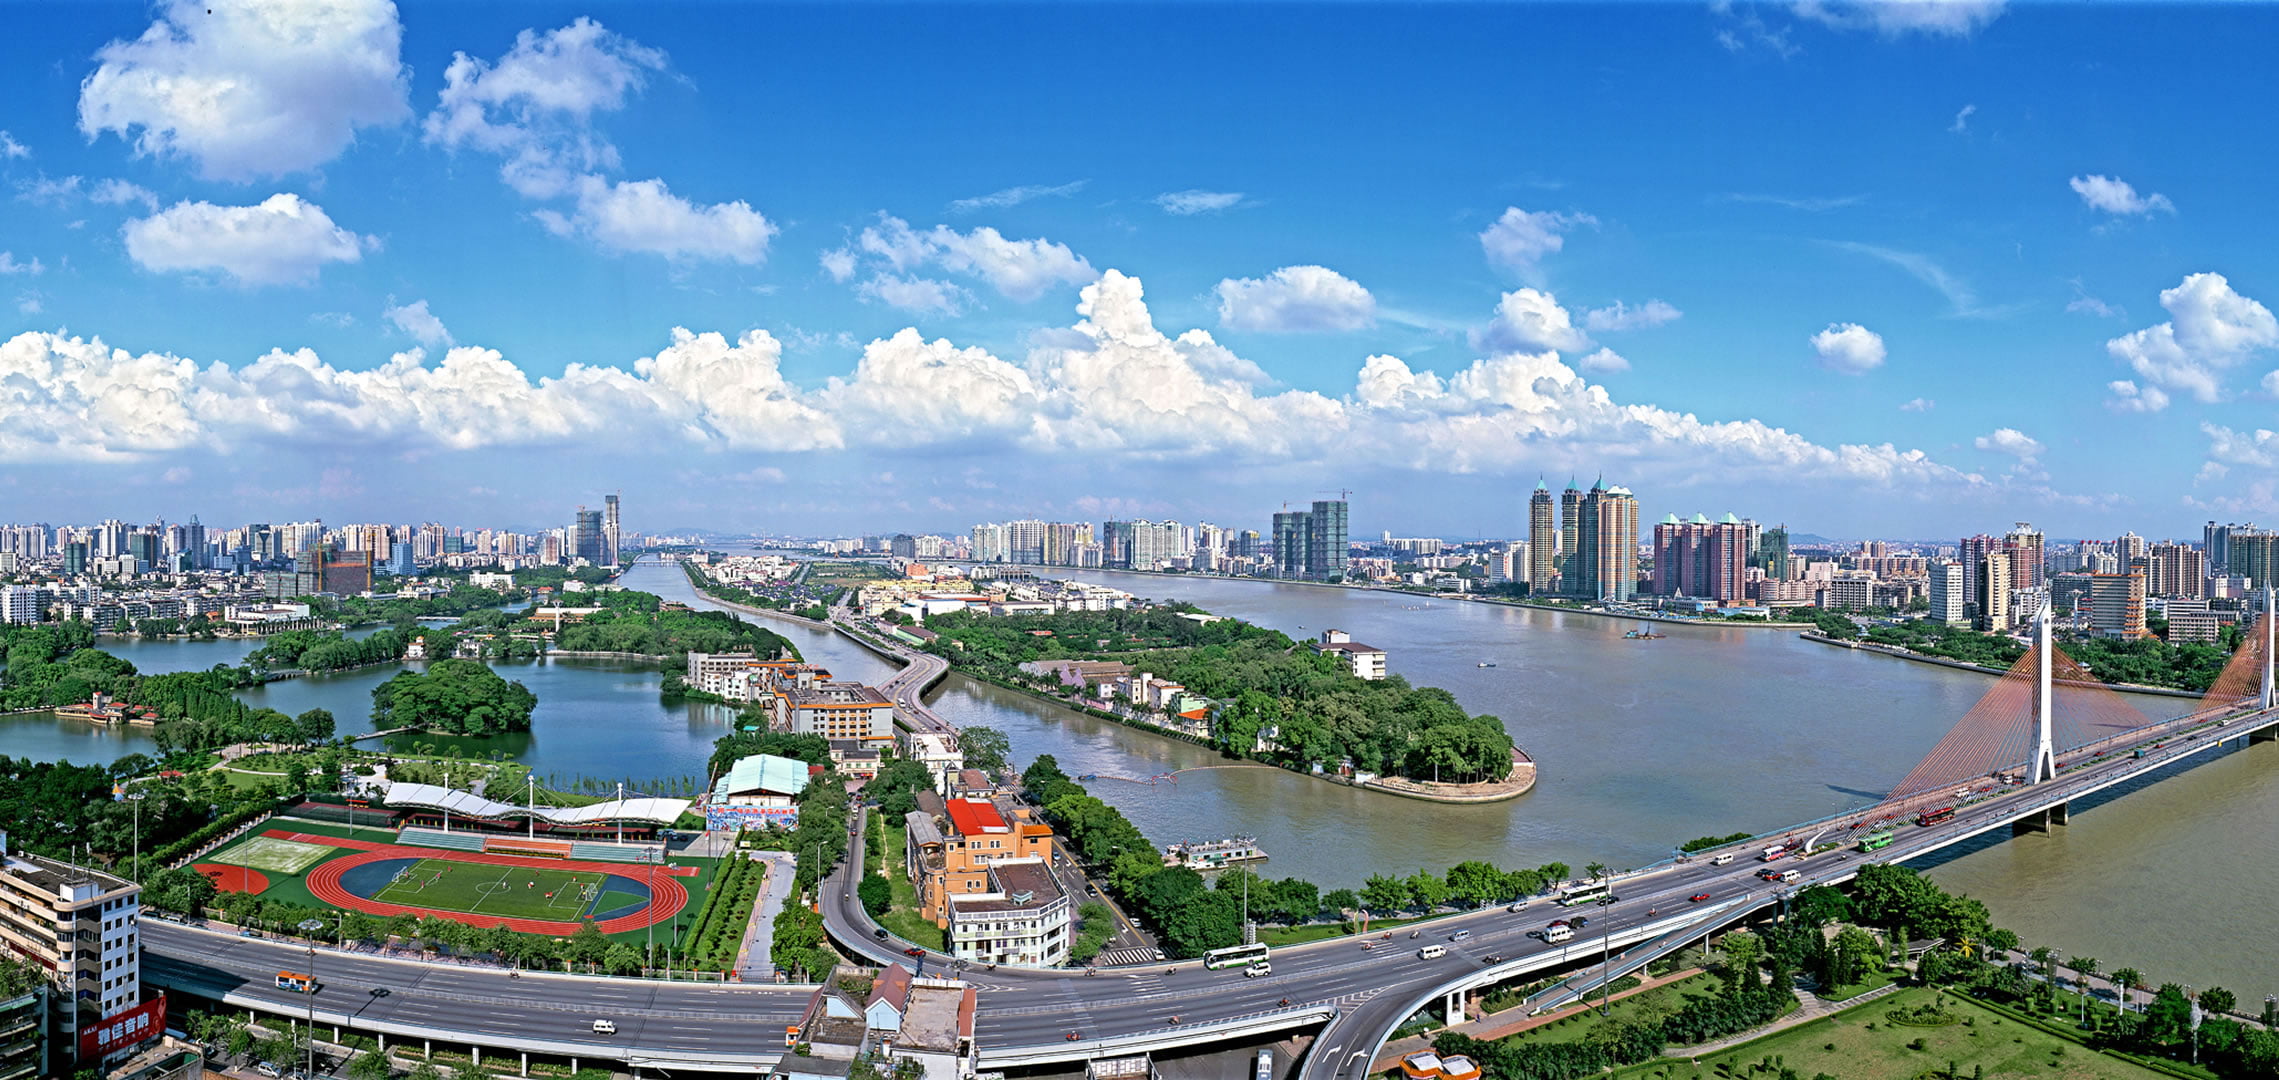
[1244,961,1272,978]
[1690,893,1711,902]
[873,928,889,939]
[1546,918,1570,928]
[591,1020,616,1036]
[1506,902,1527,912]
[1450,929,1472,942]
[903,947,925,957]
[1482,954,1504,964]
[1571,916,1590,928]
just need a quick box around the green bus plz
[1558,884,1614,907]
[1857,831,1895,852]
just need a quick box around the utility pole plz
[2263,587,2275,711]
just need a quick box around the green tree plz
[369,659,538,735]
[1406,870,1451,912]
[1827,925,1879,990]
[2201,986,2237,1017]
[2110,967,2142,1013]
[1791,885,1853,927]
[863,758,936,819]
[857,875,891,917]
[2067,957,2099,1021]
[1720,931,1763,993]
[295,708,337,744]
[348,1049,393,1080]
[960,726,1011,775]
[1360,874,1409,914]
[1444,860,1505,908]
[1584,861,1609,882]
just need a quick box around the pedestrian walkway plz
[1666,982,1901,1058]
[1373,967,1704,1069]
[1099,946,1158,966]
[734,850,798,980]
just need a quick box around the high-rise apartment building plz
[970,523,1008,563]
[2231,531,2279,589]
[1558,480,1582,591]
[2086,571,2149,639]
[1305,500,1349,581]
[1272,510,1309,579]
[2146,542,2206,599]
[1927,560,1966,625]
[2114,532,2148,566]
[1757,525,1791,582]
[1651,512,1749,602]
[2004,522,2045,590]
[2205,521,2255,573]
[1976,549,2013,632]
[1959,534,1997,613]
[1527,481,1557,593]
[1575,479,1638,602]
[0,836,142,1057]
[603,494,621,566]
[572,509,606,563]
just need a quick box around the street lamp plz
[127,792,146,880]
[296,917,326,1079]
[1597,895,1618,1016]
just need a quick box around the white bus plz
[1557,884,1613,907]
[1203,942,1271,970]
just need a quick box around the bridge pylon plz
[2262,586,2275,712]
[2031,600,2057,785]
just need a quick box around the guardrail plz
[979,1004,1339,1069]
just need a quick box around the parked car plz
[255,1063,282,1078]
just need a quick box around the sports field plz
[209,836,335,874]
[370,858,614,922]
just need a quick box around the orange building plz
[906,794,1056,926]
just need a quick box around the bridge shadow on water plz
[1892,736,2255,872]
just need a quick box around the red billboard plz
[79,995,166,1061]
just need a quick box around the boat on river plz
[1477,661,1497,667]
[1624,627,1665,640]
[1163,836,1268,869]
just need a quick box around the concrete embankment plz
[1798,631,2202,699]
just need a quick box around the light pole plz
[127,792,146,879]
[1597,894,1617,1015]
[528,774,537,839]
[296,917,325,1078]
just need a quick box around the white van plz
[591,1019,617,1036]
[1710,853,1735,865]
[1779,869,1802,883]
[1417,944,1447,959]
[1245,961,1272,978]
[1450,929,1472,942]
[1542,924,1574,944]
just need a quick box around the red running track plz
[278,829,693,935]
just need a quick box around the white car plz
[591,1019,617,1036]
[1244,961,1272,978]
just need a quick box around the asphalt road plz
[142,920,804,1059]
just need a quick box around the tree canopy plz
[370,659,538,736]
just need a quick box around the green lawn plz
[1608,987,2177,1080]
[209,836,335,874]
[1512,974,1718,1044]
[372,858,612,921]
[871,815,943,949]
[1821,966,1899,1002]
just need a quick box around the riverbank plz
[1799,632,2203,699]
[1480,597,1816,630]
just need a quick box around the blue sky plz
[3,0,2278,540]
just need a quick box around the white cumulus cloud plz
[1577,348,1629,373]
[2103,272,2278,407]
[0,253,43,276]
[89,179,158,209]
[1974,427,2043,461]
[1795,0,2006,37]
[826,214,1094,313]
[122,194,374,286]
[1214,266,1375,332]
[78,0,409,180]
[2105,380,2169,414]
[384,299,452,347]
[423,16,663,198]
[1479,206,1596,279]
[2069,174,2175,217]
[1470,289,1590,354]
[1811,322,1886,374]
[1900,397,1935,412]
[540,175,775,265]
[1583,299,1682,332]
[0,131,27,159]
[1153,190,1246,215]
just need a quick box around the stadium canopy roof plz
[382,783,691,826]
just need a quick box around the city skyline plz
[8,3,2279,535]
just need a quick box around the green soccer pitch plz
[368,859,611,921]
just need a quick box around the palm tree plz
[2112,968,2143,1014]
[1585,861,1609,883]
[2069,957,2100,1022]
